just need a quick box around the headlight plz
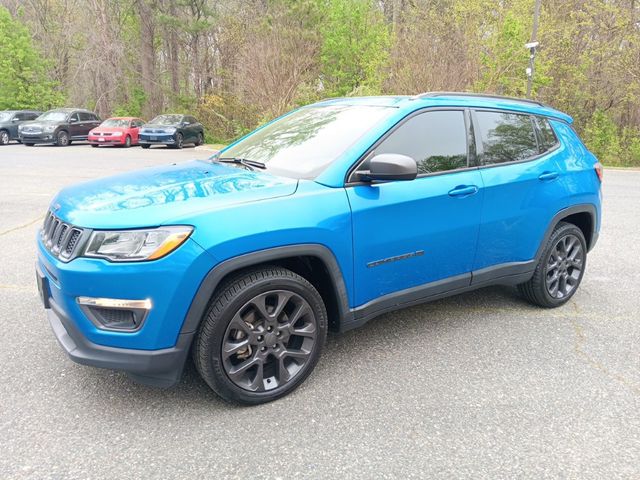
[83,226,193,262]
[43,125,55,132]
[164,128,176,134]
[18,125,24,132]
[112,131,123,137]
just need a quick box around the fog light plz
[77,297,151,331]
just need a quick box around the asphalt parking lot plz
[0,143,638,479]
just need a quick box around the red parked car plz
[88,117,146,148]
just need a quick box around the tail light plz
[594,162,603,182]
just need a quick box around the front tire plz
[141,144,150,149]
[0,130,9,145]
[193,267,328,405]
[90,143,99,148]
[171,132,184,149]
[124,135,131,148]
[55,130,69,147]
[518,222,587,308]
[195,132,204,146]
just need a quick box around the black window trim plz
[470,108,562,170]
[345,107,477,186]
[532,115,560,154]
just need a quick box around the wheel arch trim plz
[535,203,598,260]
[179,244,352,335]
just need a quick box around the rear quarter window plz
[475,111,539,165]
[535,116,559,152]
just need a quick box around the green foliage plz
[112,88,147,118]
[319,0,391,96]
[584,110,640,167]
[0,7,64,109]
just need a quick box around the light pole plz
[526,0,542,98]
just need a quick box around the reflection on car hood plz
[141,123,179,130]
[52,160,298,229]
[21,120,61,127]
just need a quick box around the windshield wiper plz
[215,157,267,171]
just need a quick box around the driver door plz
[346,109,484,307]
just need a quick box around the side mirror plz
[357,154,418,182]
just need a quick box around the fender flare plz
[534,203,598,261]
[179,244,352,335]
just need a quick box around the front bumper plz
[89,135,126,145]
[19,133,56,144]
[139,133,176,145]
[37,262,194,387]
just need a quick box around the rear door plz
[347,109,484,307]
[471,110,566,272]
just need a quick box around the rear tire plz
[193,266,328,405]
[518,222,587,308]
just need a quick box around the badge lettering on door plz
[366,250,425,268]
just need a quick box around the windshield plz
[101,119,130,128]
[218,105,393,179]
[0,112,13,122]
[38,111,68,122]
[150,115,182,125]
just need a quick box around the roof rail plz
[412,91,548,108]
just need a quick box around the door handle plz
[538,171,559,181]
[448,185,479,197]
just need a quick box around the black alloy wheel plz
[193,267,327,404]
[221,290,318,393]
[545,233,584,299]
[518,221,587,307]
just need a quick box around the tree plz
[0,6,64,109]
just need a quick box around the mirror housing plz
[357,154,418,182]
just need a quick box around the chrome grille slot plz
[41,211,86,261]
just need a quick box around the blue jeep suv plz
[37,93,602,404]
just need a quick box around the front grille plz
[23,126,42,134]
[41,211,87,261]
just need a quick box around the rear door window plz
[475,111,539,165]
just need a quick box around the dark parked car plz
[19,108,101,146]
[0,110,42,145]
[139,114,204,149]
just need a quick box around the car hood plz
[141,123,179,130]
[51,160,298,229]
[91,127,127,133]
[21,120,61,128]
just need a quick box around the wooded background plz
[1,0,639,166]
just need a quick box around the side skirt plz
[340,260,535,332]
